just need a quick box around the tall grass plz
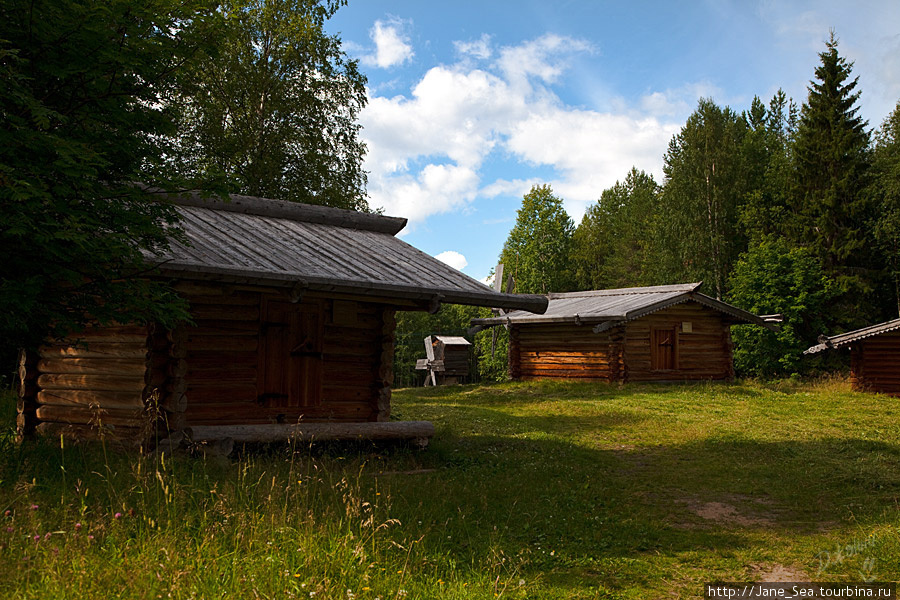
[1,379,898,599]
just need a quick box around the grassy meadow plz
[1,379,898,598]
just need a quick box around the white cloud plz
[361,32,683,227]
[361,18,414,69]
[454,34,493,60]
[434,250,469,271]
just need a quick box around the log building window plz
[651,326,678,371]
[258,299,324,408]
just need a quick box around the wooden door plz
[651,327,677,371]
[258,300,324,408]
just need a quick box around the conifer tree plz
[790,32,872,305]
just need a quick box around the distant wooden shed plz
[471,283,775,382]
[805,318,900,396]
[17,192,547,448]
[415,335,472,385]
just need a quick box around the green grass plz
[1,379,898,598]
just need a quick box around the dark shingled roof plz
[804,318,900,354]
[143,191,548,313]
[471,282,774,332]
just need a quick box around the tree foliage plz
[790,32,872,302]
[870,101,900,316]
[172,0,369,210]
[500,185,576,294]
[571,168,659,290]
[0,0,217,365]
[657,98,749,298]
[728,237,836,377]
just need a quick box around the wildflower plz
[74,523,82,532]
[518,579,525,586]
[3,510,10,517]
[5,527,12,533]
[30,504,39,511]
[33,535,40,542]
[44,532,51,540]
[397,590,407,598]
[87,535,94,542]
[114,512,123,520]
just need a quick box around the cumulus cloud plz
[361,18,414,69]
[360,30,685,227]
[434,251,469,271]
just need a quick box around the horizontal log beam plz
[184,421,434,445]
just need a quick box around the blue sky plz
[325,1,900,284]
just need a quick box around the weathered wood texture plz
[509,301,735,383]
[623,303,732,382]
[17,349,38,438]
[31,325,158,441]
[851,332,900,396]
[514,323,613,380]
[181,289,385,426]
[23,287,398,441]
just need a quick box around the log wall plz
[31,324,160,446]
[23,284,398,443]
[513,323,613,380]
[623,302,732,382]
[852,332,900,396]
[179,287,385,426]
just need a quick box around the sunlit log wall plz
[510,301,735,383]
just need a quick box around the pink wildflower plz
[114,512,122,520]
[74,523,82,532]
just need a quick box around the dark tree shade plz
[0,0,214,365]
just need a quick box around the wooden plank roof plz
[433,336,471,346]
[471,282,775,331]
[804,318,900,354]
[144,191,548,313]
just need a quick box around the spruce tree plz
[791,32,872,309]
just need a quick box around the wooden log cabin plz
[17,192,547,448]
[471,283,775,383]
[804,318,900,396]
[415,335,472,386]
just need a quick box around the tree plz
[728,237,836,377]
[739,91,797,242]
[172,0,369,211]
[500,185,576,294]
[571,168,659,290]
[790,32,872,303]
[0,0,215,367]
[657,98,749,298]
[870,101,900,316]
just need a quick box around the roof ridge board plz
[548,282,701,298]
[149,188,408,236]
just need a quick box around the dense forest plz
[396,33,900,384]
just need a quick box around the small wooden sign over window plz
[682,321,693,333]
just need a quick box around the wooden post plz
[608,326,624,384]
[723,324,735,381]
[375,308,395,421]
[17,349,38,439]
[165,326,188,432]
[508,325,521,380]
